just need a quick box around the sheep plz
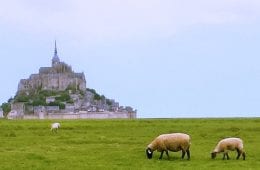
[50,122,60,133]
[211,137,246,160]
[146,133,191,160]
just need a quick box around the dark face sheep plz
[146,148,153,159]
[211,137,245,160]
[146,133,191,160]
[211,152,217,159]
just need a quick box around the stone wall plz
[0,108,3,118]
[23,111,136,119]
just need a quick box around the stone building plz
[18,41,86,94]
[7,103,25,119]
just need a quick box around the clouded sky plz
[1,0,260,118]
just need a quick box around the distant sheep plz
[146,133,191,160]
[50,122,60,133]
[211,137,245,160]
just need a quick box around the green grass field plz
[0,118,259,170]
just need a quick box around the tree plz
[1,102,11,116]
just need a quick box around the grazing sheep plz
[146,133,191,160]
[50,122,60,133]
[211,137,245,160]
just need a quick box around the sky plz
[1,0,260,118]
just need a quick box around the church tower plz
[52,40,60,66]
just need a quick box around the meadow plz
[0,118,259,170]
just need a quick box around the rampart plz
[23,111,136,119]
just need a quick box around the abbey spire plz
[52,40,60,66]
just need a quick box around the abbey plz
[18,41,86,94]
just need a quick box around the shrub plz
[94,94,101,100]
[15,95,30,102]
[1,102,11,116]
[55,92,70,102]
[87,88,103,101]
[106,99,112,106]
[38,90,58,97]
[87,88,96,94]
[32,99,46,106]
[48,101,65,109]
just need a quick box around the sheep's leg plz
[223,150,230,160]
[159,151,164,159]
[165,150,170,159]
[236,149,241,159]
[226,153,230,160]
[222,153,226,160]
[186,149,190,160]
[181,150,186,159]
[242,152,246,160]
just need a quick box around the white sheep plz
[50,122,60,133]
[211,137,246,160]
[146,133,191,160]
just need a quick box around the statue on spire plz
[52,40,60,66]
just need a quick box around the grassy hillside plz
[0,118,259,170]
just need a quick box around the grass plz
[0,118,259,170]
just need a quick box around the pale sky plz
[1,0,260,118]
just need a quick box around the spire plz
[54,40,58,57]
[52,40,60,66]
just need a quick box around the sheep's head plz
[146,148,153,159]
[211,152,217,159]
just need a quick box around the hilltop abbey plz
[8,42,136,119]
[18,41,86,93]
